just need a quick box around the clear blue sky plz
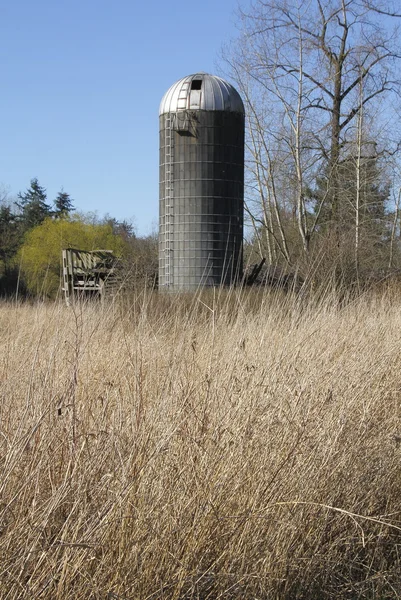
[0,0,245,235]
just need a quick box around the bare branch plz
[363,1,401,17]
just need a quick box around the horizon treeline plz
[0,178,158,298]
[4,1,401,297]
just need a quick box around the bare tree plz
[225,0,401,276]
[388,185,401,269]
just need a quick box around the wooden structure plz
[62,248,117,305]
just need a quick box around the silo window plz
[191,80,202,90]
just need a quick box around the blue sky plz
[0,0,245,235]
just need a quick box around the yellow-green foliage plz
[16,216,126,297]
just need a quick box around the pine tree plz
[312,152,390,236]
[17,178,52,231]
[54,189,74,218]
[0,204,20,263]
[0,202,24,296]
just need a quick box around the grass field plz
[1,287,401,599]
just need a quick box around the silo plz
[159,72,245,291]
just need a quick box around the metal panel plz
[159,73,244,116]
[159,100,245,292]
[189,89,201,109]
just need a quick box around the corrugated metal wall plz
[159,109,244,291]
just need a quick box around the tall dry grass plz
[1,287,401,599]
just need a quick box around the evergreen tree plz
[54,189,75,218]
[312,152,390,237]
[17,178,52,231]
[102,215,136,241]
[0,204,20,263]
[0,203,24,296]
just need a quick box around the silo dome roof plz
[159,73,244,115]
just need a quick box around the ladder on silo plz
[164,114,174,287]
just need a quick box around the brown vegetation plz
[1,287,401,598]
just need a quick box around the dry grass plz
[1,287,401,599]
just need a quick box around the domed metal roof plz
[159,73,244,115]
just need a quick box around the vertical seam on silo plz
[209,77,215,111]
[221,79,229,111]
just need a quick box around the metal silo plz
[159,72,245,291]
